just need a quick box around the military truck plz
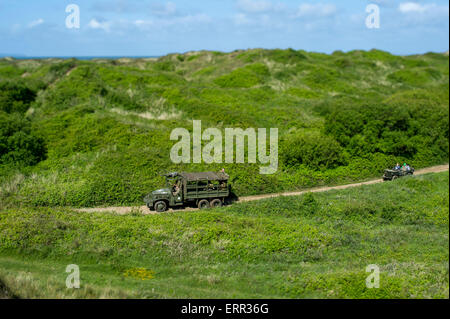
[383,166,415,181]
[144,171,231,212]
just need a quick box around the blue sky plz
[0,0,448,56]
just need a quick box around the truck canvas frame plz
[144,171,231,212]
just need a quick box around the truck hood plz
[152,188,170,195]
[144,188,170,204]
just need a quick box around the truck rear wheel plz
[155,201,168,213]
[210,199,222,208]
[198,199,209,209]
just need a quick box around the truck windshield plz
[165,177,177,187]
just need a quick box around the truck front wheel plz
[155,201,168,213]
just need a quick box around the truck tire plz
[210,199,222,208]
[147,203,155,211]
[155,201,168,213]
[392,176,398,181]
[198,199,209,209]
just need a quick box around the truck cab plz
[144,171,230,212]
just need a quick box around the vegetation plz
[0,172,448,298]
[0,49,448,208]
[0,112,46,168]
[0,49,447,298]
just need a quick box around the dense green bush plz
[387,68,442,86]
[286,87,321,99]
[0,64,24,78]
[48,59,77,77]
[267,48,307,64]
[281,131,346,170]
[214,63,270,88]
[0,49,448,207]
[153,61,175,72]
[323,101,449,161]
[303,66,339,88]
[0,80,46,169]
[0,81,36,114]
[0,111,46,167]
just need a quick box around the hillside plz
[0,49,449,208]
[0,171,448,298]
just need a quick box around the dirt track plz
[75,164,449,215]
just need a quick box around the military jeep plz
[144,171,231,212]
[383,167,415,181]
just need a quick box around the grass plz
[0,172,448,298]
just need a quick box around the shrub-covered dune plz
[0,172,448,298]
[0,49,448,208]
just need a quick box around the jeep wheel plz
[147,203,155,211]
[198,199,210,209]
[155,201,168,213]
[210,199,222,208]
[392,176,398,181]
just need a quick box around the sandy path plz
[75,164,449,215]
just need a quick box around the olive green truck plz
[144,171,230,212]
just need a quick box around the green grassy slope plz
[0,49,448,208]
[0,172,448,298]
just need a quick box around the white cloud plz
[296,3,337,18]
[237,0,273,13]
[232,12,283,29]
[91,0,140,13]
[233,2,337,28]
[87,19,112,32]
[399,2,449,14]
[134,20,153,28]
[176,14,211,24]
[399,2,429,13]
[152,2,177,16]
[28,18,44,28]
[234,13,251,25]
[369,0,395,7]
[133,14,211,31]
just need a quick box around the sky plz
[0,0,448,57]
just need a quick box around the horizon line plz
[1,48,449,60]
